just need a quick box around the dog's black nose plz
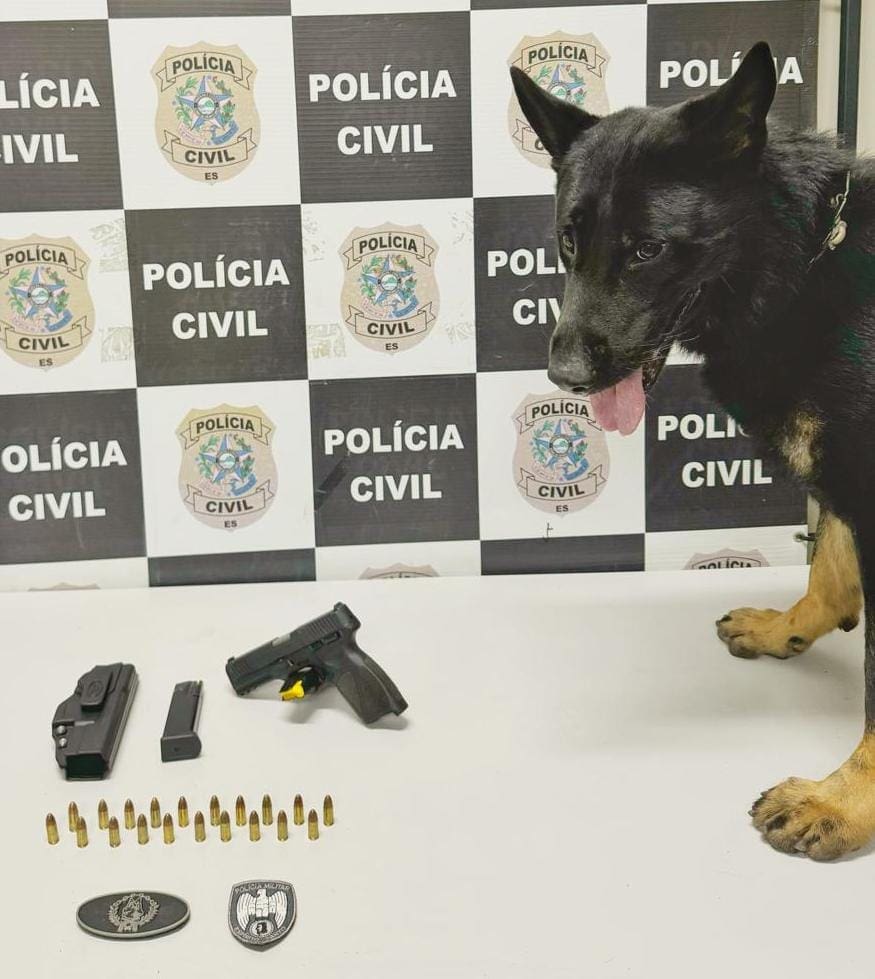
[547,359,593,394]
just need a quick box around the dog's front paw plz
[750,776,867,861]
[716,607,811,659]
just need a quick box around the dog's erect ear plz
[678,42,777,163]
[510,65,599,160]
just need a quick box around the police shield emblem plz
[340,223,439,354]
[0,235,94,369]
[153,42,259,183]
[508,32,611,168]
[228,880,296,950]
[685,548,769,570]
[513,391,610,514]
[176,403,277,530]
[360,563,439,580]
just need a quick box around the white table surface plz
[2,566,871,978]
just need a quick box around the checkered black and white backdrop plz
[0,0,817,590]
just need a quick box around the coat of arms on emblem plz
[685,548,769,570]
[176,403,277,530]
[0,236,94,369]
[108,893,159,933]
[228,880,296,950]
[513,391,610,514]
[339,223,440,354]
[153,42,259,182]
[508,32,611,168]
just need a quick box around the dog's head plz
[511,42,777,434]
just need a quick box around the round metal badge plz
[77,891,190,940]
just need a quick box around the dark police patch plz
[76,891,189,939]
[228,880,296,950]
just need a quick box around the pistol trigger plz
[280,669,322,701]
[280,678,306,702]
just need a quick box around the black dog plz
[512,41,875,860]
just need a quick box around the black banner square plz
[473,0,641,6]
[109,0,290,14]
[149,548,314,586]
[481,534,644,575]
[0,389,145,564]
[0,21,122,212]
[310,374,478,546]
[646,0,818,128]
[293,12,472,203]
[474,195,562,372]
[645,366,806,532]
[126,205,307,386]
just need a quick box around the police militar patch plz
[0,235,94,370]
[176,403,277,530]
[513,391,610,515]
[153,42,259,183]
[340,223,439,355]
[508,31,610,168]
[229,880,296,950]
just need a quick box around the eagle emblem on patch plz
[153,42,259,182]
[0,235,94,369]
[340,223,439,354]
[508,31,611,168]
[176,403,277,530]
[229,880,296,950]
[512,391,610,514]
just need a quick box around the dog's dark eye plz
[634,240,665,262]
[560,230,575,255]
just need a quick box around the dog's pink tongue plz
[589,369,645,436]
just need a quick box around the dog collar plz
[808,169,851,269]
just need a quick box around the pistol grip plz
[333,644,408,724]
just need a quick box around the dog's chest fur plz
[691,177,875,527]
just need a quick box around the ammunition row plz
[47,793,334,848]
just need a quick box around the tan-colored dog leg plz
[716,512,862,658]
[751,732,875,860]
